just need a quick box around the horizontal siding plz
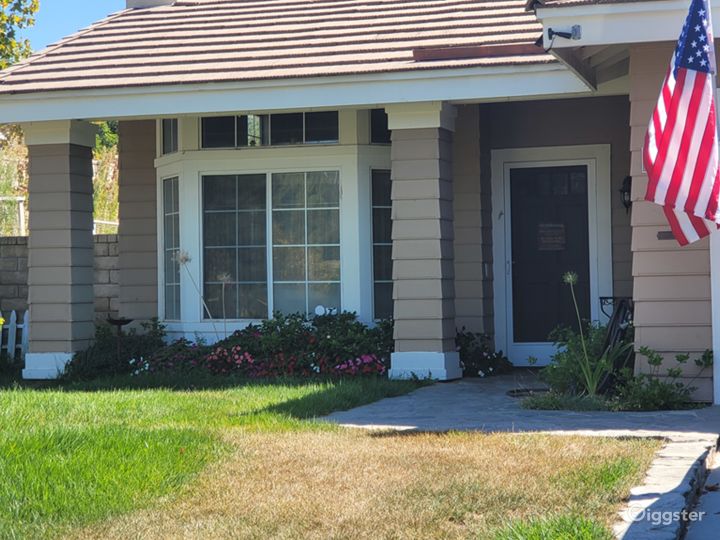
[628,43,713,401]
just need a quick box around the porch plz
[17,95,638,383]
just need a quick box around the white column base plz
[389,351,462,381]
[22,352,73,380]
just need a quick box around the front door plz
[507,165,591,363]
[491,145,613,366]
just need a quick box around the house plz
[0,0,717,402]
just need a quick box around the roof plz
[0,0,554,95]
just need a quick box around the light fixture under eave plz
[620,176,632,213]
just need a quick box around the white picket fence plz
[0,310,29,360]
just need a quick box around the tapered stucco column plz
[21,120,97,379]
[118,120,158,320]
[386,102,462,380]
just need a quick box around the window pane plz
[307,171,339,208]
[373,245,392,281]
[270,113,303,145]
[203,175,236,210]
[371,169,392,320]
[164,215,176,248]
[204,212,236,247]
[272,172,304,208]
[202,116,236,148]
[308,246,340,281]
[165,285,179,320]
[273,247,305,281]
[237,174,267,210]
[372,170,391,207]
[238,114,269,147]
[273,283,306,315]
[273,210,305,245]
[305,111,339,143]
[373,283,393,320]
[162,118,178,155]
[202,174,268,320]
[204,248,236,283]
[163,177,180,320]
[238,247,267,281]
[370,109,391,144]
[309,283,341,314]
[307,210,339,245]
[204,283,237,320]
[372,208,391,244]
[237,211,266,246]
[164,250,178,283]
[238,284,268,319]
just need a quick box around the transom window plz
[201,112,339,149]
[202,171,341,319]
[162,118,179,155]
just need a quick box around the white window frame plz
[155,140,390,342]
[491,144,613,366]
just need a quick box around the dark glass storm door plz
[507,165,591,362]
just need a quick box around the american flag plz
[643,0,720,245]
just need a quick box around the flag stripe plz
[643,0,720,246]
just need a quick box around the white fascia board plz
[535,0,720,49]
[0,64,588,123]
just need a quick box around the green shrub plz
[140,312,394,379]
[62,319,167,380]
[613,370,693,411]
[455,328,512,377]
[611,347,713,410]
[540,322,613,395]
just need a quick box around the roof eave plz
[0,63,590,123]
[534,0,720,49]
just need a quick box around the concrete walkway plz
[325,373,720,539]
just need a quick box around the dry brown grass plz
[70,430,660,540]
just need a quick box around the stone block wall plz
[0,235,120,320]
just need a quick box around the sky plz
[20,1,126,52]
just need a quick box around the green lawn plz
[0,374,660,539]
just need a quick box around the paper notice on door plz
[537,223,566,251]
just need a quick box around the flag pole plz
[706,0,720,404]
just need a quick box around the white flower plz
[478,370,485,377]
[173,250,192,265]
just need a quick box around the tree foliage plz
[0,0,39,70]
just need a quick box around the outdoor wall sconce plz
[620,176,632,213]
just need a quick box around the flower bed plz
[135,313,392,379]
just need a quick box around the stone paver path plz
[686,453,720,540]
[325,373,720,539]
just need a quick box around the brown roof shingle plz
[0,0,554,94]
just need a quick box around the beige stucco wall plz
[629,43,713,401]
[118,120,158,320]
[452,97,632,337]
